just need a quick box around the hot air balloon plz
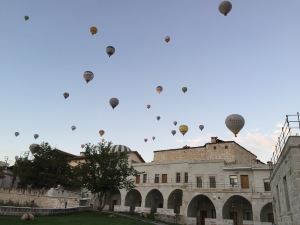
[71,125,76,131]
[199,125,204,131]
[156,116,161,121]
[147,104,151,109]
[152,136,155,141]
[109,97,119,109]
[219,1,232,16]
[144,138,148,142]
[99,130,105,137]
[90,26,98,35]
[171,130,176,136]
[225,114,245,137]
[33,134,39,139]
[179,125,188,136]
[15,132,20,137]
[63,92,69,99]
[29,144,40,154]
[164,36,170,43]
[24,16,29,21]
[81,144,85,149]
[173,121,177,126]
[156,86,163,94]
[83,71,94,83]
[106,46,115,57]
[182,87,188,93]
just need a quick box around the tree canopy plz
[76,141,141,211]
[13,142,77,189]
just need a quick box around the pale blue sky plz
[1,0,299,163]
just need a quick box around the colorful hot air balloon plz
[225,114,245,137]
[147,104,151,109]
[63,92,69,99]
[173,121,177,126]
[182,87,188,93]
[71,125,76,131]
[109,97,119,109]
[33,134,39,139]
[106,46,115,57]
[156,116,161,121]
[199,125,204,131]
[219,1,232,16]
[81,144,85,149]
[99,129,105,137]
[179,125,188,136]
[24,16,29,21]
[144,138,148,142]
[164,36,171,43]
[171,130,176,136]
[15,132,20,137]
[152,136,155,141]
[90,26,98,35]
[156,86,163,94]
[83,71,94,83]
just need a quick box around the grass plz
[0,212,154,225]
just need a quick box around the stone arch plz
[187,194,216,225]
[223,195,253,225]
[105,189,121,211]
[125,189,142,212]
[167,189,183,214]
[260,202,274,223]
[145,189,164,213]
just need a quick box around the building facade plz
[93,138,274,225]
[270,136,300,225]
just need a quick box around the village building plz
[71,137,274,225]
[269,114,300,225]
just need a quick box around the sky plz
[0,0,299,164]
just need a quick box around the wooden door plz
[200,210,207,225]
[240,175,249,189]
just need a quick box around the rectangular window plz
[283,176,291,211]
[135,175,140,184]
[143,174,147,183]
[154,174,159,183]
[264,179,271,191]
[196,176,202,188]
[276,185,281,213]
[229,175,238,187]
[240,175,249,189]
[209,176,216,188]
[184,172,188,183]
[162,174,167,183]
[176,173,181,183]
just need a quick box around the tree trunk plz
[97,192,107,211]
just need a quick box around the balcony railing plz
[135,179,270,193]
[271,112,300,165]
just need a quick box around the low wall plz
[0,188,80,208]
[0,206,91,216]
[113,205,129,212]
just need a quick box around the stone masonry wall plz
[0,188,80,208]
[270,136,300,225]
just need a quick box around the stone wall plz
[0,206,91,216]
[153,142,257,165]
[270,136,300,225]
[0,188,81,208]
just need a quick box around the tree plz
[13,142,77,189]
[76,141,141,211]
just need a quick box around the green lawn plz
[0,212,153,225]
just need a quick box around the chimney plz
[80,152,85,156]
[211,137,218,144]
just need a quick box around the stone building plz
[270,120,300,225]
[73,138,274,225]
